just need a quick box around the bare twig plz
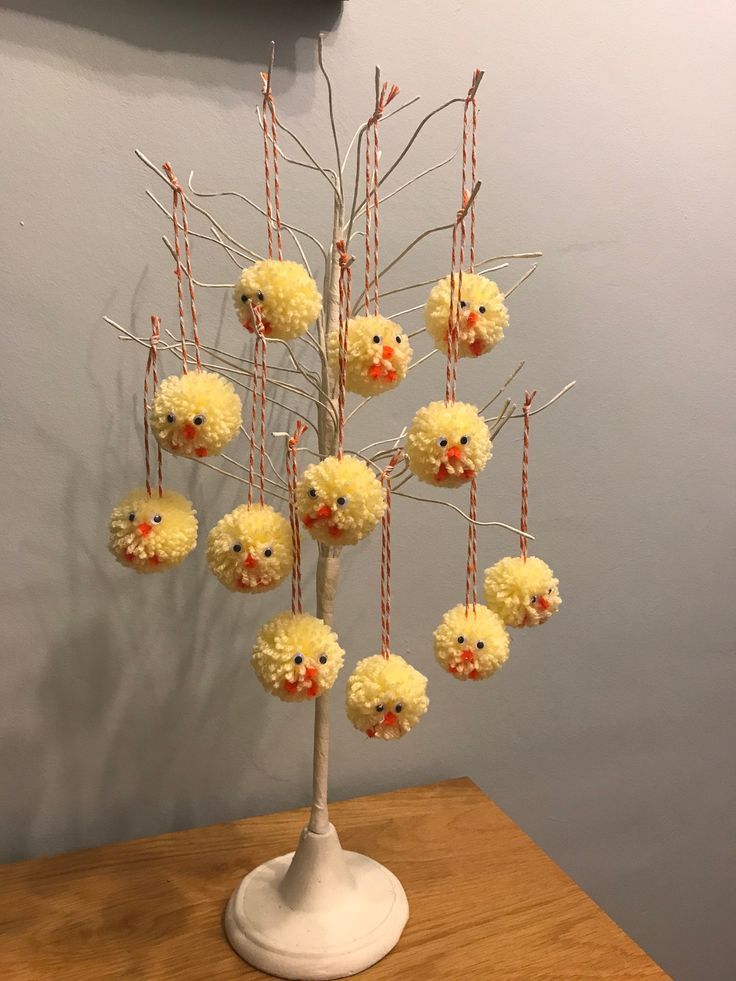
[478,361,526,414]
[394,490,533,539]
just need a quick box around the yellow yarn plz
[433,604,509,680]
[297,455,386,546]
[406,400,491,487]
[425,272,508,358]
[327,314,412,396]
[233,259,322,341]
[108,488,197,573]
[150,371,242,459]
[345,654,429,740]
[484,555,561,628]
[252,612,345,702]
[207,503,292,593]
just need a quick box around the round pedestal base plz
[224,825,409,980]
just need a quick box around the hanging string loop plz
[286,420,309,615]
[364,82,400,316]
[261,66,283,261]
[335,239,353,459]
[464,474,479,612]
[246,308,269,508]
[520,389,538,560]
[161,162,202,372]
[379,448,404,659]
[143,315,163,499]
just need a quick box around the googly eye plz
[372,334,381,344]
[460,435,469,445]
[319,654,328,664]
[263,547,273,558]
[257,291,265,302]
[530,595,538,604]
[336,495,348,507]
[128,512,136,522]
[457,635,465,644]
[166,412,176,424]
[548,587,553,594]
[376,703,385,713]
[395,335,402,344]
[395,703,403,713]
[294,653,304,665]
[308,488,317,498]
[476,640,485,650]
[479,305,486,314]
[437,437,448,448]
[240,294,248,303]
[232,543,242,553]
[460,300,467,309]
[152,514,162,524]
[193,414,206,426]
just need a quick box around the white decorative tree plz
[106,37,573,981]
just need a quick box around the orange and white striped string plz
[286,420,309,615]
[379,449,404,659]
[464,475,479,612]
[519,389,537,561]
[261,72,283,261]
[464,70,481,273]
[162,163,202,373]
[335,239,353,459]
[246,313,269,508]
[143,315,163,499]
[364,83,400,316]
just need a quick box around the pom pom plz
[150,371,242,459]
[297,455,386,546]
[108,488,197,573]
[207,503,292,593]
[425,272,508,358]
[433,604,509,680]
[327,314,412,396]
[345,654,429,739]
[252,612,345,701]
[406,400,491,487]
[233,259,322,341]
[484,555,561,628]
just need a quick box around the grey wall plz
[1,1,734,978]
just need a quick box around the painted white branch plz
[394,490,533,538]
[478,361,526,414]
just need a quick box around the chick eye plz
[152,514,163,524]
[476,640,485,650]
[263,547,273,558]
[530,595,538,604]
[294,653,304,665]
[257,290,265,302]
[376,703,385,712]
[437,437,448,448]
[319,654,328,664]
[336,495,348,507]
[166,412,176,424]
[395,703,403,713]
[479,305,486,314]
[548,587,553,593]
[232,543,242,553]
[395,335,402,344]
[193,414,206,426]
[460,300,467,309]
[372,334,381,344]
[457,635,465,644]
[308,488,317,498]
[128,512,136,522]
[460,435,470,445]
[240,294,248,303]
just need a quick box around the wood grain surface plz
[0,778,668,979]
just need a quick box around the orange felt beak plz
[182,423,197,441]
[316,505,332,519]
[383,711,397,727]
[466,311,479,328]
[137,522,152,537]
[382,345,394,360]
[446,445,463,461]
[537,595,550,611]
[460,648,475,662]
[244,553,258,569]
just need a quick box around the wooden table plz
[0,778,667,979]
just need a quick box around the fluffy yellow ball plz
[327,314,412,396]
[433,604,510,680]
[252,612,345,702]
[150,371,242,459]
[406,400,491,487]
[233,259,322,341]
[108,488,197,573]
[207,503,292,593]
[297,455,386,546]
[484,555,561,628]
[345,654,429,740]
[425,272,508,358]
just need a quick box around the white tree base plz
[224,823,409,980]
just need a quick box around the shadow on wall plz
[1,0,343,83]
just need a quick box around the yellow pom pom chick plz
[433,604,510,680]
[425,272,508,359]
[484,555,561,628]
[108,488,197,573]
[297,455,386,546]
[233,259,322,341]
[252,612,345,702]
[345,654,429,740]
[327,315,412,396]
[406,400,491,487]
[150,371,242,459]
[207,503,292,593]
